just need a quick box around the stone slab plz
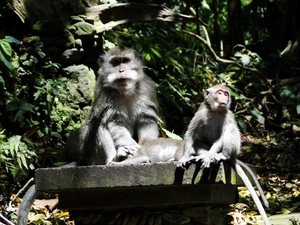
[58,184,237,210]
[35,162,256,191]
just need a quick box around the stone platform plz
[35,162,241,224]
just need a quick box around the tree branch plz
[181,30,270,84]
[86,4,207,33]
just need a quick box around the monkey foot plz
[178,153,227,169]
[200,153,227,168]
[176,156,202,169]
[117,145,140,157]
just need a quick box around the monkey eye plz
[216,90,229,96]
[110,57,131,66]
[110,58,121,66]
[121,57,131,64]
[224,91,229,96]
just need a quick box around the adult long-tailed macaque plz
[18,46,160,225]
[111,138,184,164]
[65,46,160,165]
[177,84,270,225]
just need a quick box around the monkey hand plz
[176,156,196,169]
[212,153,227,162]
[201,155,213,168]
[200,153,228,168]
[117,144,140,157]
[181,154,213,168]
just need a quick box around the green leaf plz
[37,51,46,58]
[5,36,21,45]
[161,128,182,140]
[249,106,265,124]
[20,154,28,169]
[237,117,247,132]
[0,40,12,57]
[150,47,162,58]
[29,163,35,170]
[0,75,5,89]
[51,132,62,139]
[0,46,12,70]
[34,90,42,100]
[281,208,291,215]
[19,102,32,111]
[279,85,297,104]
[145,53,151,61]
[13,110,24,123]
[6,100,19,111]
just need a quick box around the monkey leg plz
[111,155,150,165]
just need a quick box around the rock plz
[58,48,84,65]
[62,64,96,105]
[72,21,96,39]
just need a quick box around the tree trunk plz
[279,0,300,56]
[227,0,244,53]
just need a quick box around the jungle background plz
[1,0,300,224]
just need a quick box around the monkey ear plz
[98,55,105,65]
[204,89,210,97]
[133,50,143,62]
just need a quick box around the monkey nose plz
[119,70,125,74]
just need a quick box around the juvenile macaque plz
[112,138,184,164]
[65,46,160,165]
[178,84,270,225]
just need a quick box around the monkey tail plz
[17,184,39,225]
[237,159,269,208]
[235,164,270,225]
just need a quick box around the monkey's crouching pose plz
[65,46,160,165]
[178,84,270,225]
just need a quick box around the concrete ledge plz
[35,162,247,191]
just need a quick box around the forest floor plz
[230,132,300,224]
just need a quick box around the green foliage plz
[0,35,72,191]
[280,86,300,115]
[0,130,38,180]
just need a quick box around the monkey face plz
[100,50,144,93]
[205,85,231,112]
[215,89,229,108]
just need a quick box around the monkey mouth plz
[115,78,129,86]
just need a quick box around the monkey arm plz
[136,117,159,141]
[108,122,140,157]
[220,122,241,158]
[135,96,160,141]
[177,110,207,168]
